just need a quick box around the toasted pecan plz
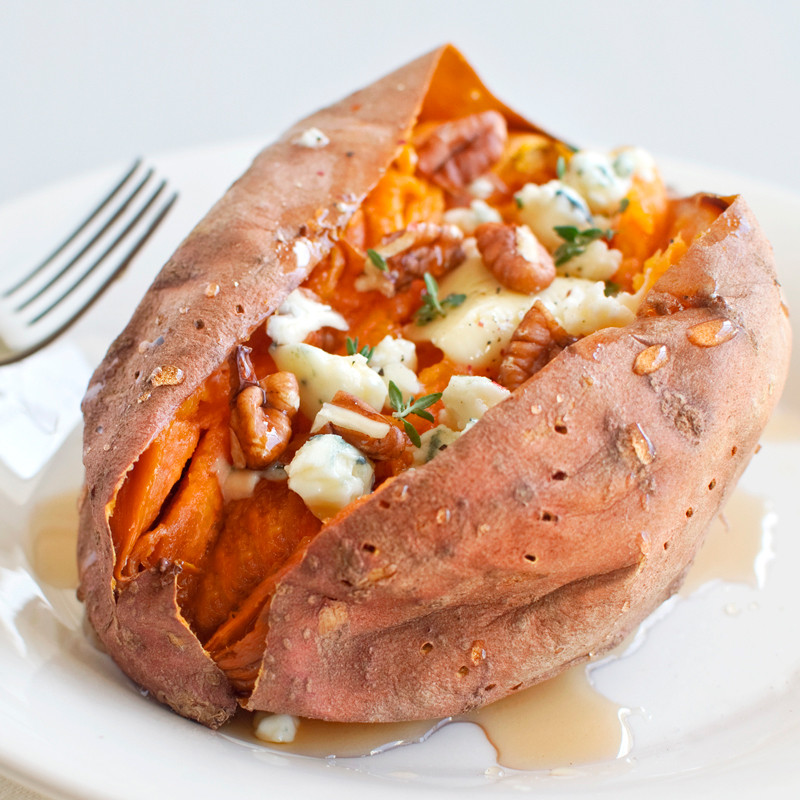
[475,222,555,294]
[498,301,577,390]
[417,111,507,192]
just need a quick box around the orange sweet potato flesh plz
[78,45,790,728]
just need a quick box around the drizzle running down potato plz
[78,45,790,728]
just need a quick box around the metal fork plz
[0,159,177,366]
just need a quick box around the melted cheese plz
[405,254,641,362]
[405,253,533,369]
[266,289,348,346]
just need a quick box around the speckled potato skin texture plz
[78,45,791,727]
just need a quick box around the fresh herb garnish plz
[603,280,621,297]
[617,197,630,214]
[552,226,614,267]
[414,272,466,326]
[556,155,566,180]
[366,248,388,272]
[345,336,374,360]
[514,195,524,209]
[388,380,442,448]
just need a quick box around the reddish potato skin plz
[79,44,543,728]
[78,45,791,726]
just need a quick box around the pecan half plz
[230,346,300,469]
[417,111,508,192]
[499,301,577,390]
[475,222,556,294]
[360,222,466,296]
[313,391,409,460]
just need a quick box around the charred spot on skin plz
[510,682,522,691]
[540,511,558,522]
[362,542,378,554]
[663,541,670,550]
[554,421,568,434]
[731,446,738,456]
[421,642,434,655]
[484,683,497,692]
[194,320,205,330]
[235,304,245,314]
[524,553,537,563]
[685,507,694,518]
[458,666,470,677]
[551,470,568,481]
[708,479,716,490]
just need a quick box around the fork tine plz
[0,190,178,367]
[28,181,171,325]
[14,166,155,312]
[2,158,143,298]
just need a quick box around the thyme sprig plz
[387,380,441,447]
[345,336,374,361]
[414,272,466,326]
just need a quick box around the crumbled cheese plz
[443,199,503,235]
[370,335,418,371]
[441,375,510,431]
[515,180,593,249]
[468,176,495,199]
[557,239,622,281]
[253,713,300,743]
[612,146,657,183]
[369,335,421,400]
[266,288,348,346]
[272,343,387,418]
[294,127,330,148]
[405,252,533,369]
[285,434,374,519]
[536,277,639,336]
[413,424,461,465]
[560,147,657,216]
[311,403,391,440]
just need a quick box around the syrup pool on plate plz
[26,480,775,773]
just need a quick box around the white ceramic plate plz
[1,143,798,799]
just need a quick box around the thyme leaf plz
[367,248,388,272]
[552,226,615,267]
[414,272,466,325]
[345,336,374,360]
[388,380,442,447]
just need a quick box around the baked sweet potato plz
[78,45,791,729]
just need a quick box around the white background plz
[1,0,799,207]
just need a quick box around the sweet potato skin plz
[79,44,537,727]
[78,45,790,726]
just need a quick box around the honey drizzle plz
[35,482,774,769]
